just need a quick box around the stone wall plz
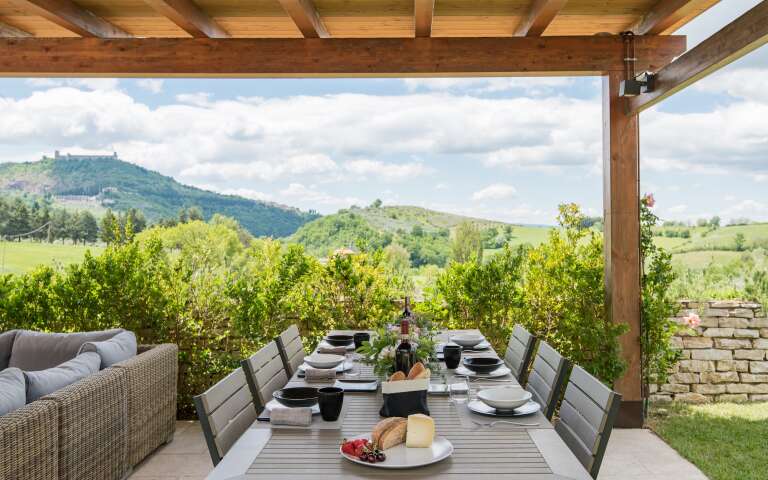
[650,300,768,403]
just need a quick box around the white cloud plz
[344,159,430,180]
[24,78,120,91]
[218,188,273,202]
[667,204,688,214]
[472,183,517,201]
[137,79,164,94]
[280,183,362,209]
[403,77,573,95]
[696,68,768,103]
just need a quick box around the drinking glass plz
[449,376,470,405]
[345,351,360,377]
[443,345,462,369]
[318,387,344,421]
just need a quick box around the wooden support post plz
[603,71,643,428]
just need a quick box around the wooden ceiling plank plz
[631,0,695,35]
[514,0,568,37]
[10,0,131,37]
[0,19,32,37]
[144,0,229,38]
[277,0,328,39]
[414,0,434,37]
[630,0,768,113]
[0,35,685,77]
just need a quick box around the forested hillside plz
[0,155,318,237]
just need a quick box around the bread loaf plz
[388,371,406,382]
[407,362,425,380]
[372,417,407,449]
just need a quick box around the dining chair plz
[241,340,290,408]
[193,367,258,466]
[525,339,571,420]
[275,324,306,377]
[554,365,622,479]
[503,324,537,386]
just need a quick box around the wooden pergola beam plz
[631,0,719,35]
[10,0,131,38]
[514,0,568,37]
[630,0,768,113]
[277,0,329,39]
[0,19,32,37]
[414,0,434,38]
[144,0,229,38]
[0,35,684,77]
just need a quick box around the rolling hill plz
[286,205,552,265]
[0,154,319,237]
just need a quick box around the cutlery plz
[472,420,539,427]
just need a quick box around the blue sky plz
[0,0,766,225]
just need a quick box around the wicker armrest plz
[42,368,128,480]
[111,343,178,466]
[0,400,58,480]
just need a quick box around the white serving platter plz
[454,365,512,378]
[298,360,353,374]
[340,434,453,469]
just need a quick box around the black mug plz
[443,345,462,369]
[354,332,370,350]
[318,387,344,421]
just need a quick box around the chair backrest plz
[241,341,289,408]
[504,324,537,385]
[193,367,257,466]
[525,340,571,420]
[555,365,622,479]
[275,324,306,377]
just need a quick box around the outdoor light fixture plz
[619,32,656,97]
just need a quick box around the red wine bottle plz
[395,298,415,374]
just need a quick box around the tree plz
[5,198,31,241]
[187,206,204,222]
[126,208,147,233]
[77,211,99,244]
[710,216,721,228]
[696,218,708,227]
[100,209,118,244]
[735,233,746,251]
[50,209,70,243]
[451,221,483,263]
[370,199,383,209]
[384,243,411,272]
[411,225,424,237]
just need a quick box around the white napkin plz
[269,407,312,426]
[317,345,348,354]
[304,367,337,382]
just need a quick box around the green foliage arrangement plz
[357,325,437,377]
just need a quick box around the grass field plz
[0,241,104,275]
[654,223,768,253]
[649,402,768,480]
[670,250,745,269]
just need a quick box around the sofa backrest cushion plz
[24,351,101,402]
[0,367,26,416]
[0,330,20,371]
[79,330,138,368]
[8,328,124,371]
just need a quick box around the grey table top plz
[207,330,591,480]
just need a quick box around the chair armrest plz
[43,368,128,480]
[0,400,58,480]
[111,343,178,466]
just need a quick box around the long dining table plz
[207,329,592,480]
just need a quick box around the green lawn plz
[671,250,744,269]
[649,402,768,480]
[0,241,104,275]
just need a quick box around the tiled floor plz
[129,422,709,480]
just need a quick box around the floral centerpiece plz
[357,317,438,378]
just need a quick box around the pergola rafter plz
[1,0,761,428]
[0,18,30,36]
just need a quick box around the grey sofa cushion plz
[0,329,19,371]
[9,328,124,371]
[0,367,26,416]
[24,352,101,402]
[79,330,138,368]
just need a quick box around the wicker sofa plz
[0,342,177,480]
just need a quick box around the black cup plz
[443,345,462,369]
[318,387,344,421]
[354,332,370,350]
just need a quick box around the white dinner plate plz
[318,341,355,351]
[298,361,353,373]
[304,353,345,369]
[454,365,512,378]
[340,434,453,469]
[467,399,540,417]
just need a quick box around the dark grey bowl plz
[325,334,353,347]
[463,357,504,374]
[273,387,319,408]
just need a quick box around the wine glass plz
[449,376,470,405]
[345,351,360,377]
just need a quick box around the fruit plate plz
[467,399,540,417]
[340,434,453,469]
[454,365,512,378]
